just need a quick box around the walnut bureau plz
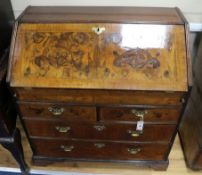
[7,6,191,170]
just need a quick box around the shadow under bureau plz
[7,6,191,170]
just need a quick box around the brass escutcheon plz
[60,145,74,152]
[94,143,106,148]
[127,130,143,137]
[92,27,106,35]
[131,109,148,118]
[55,126,71,133]
[128,147,141,154]
[48,106,64,116]
[94,125,106,131]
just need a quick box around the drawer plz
[100,107,180,123]
[25,120,175,142]
[18,102,96,121]
[32,138,169,161]
[15,88,185,106]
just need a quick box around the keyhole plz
[97,28,100,32]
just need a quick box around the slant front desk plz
[7,6,191,170]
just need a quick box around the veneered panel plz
[10,23,187,91]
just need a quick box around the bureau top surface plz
[18,6,184,24]
[8,7,188,91]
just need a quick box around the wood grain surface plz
[18,6,184,24]
[32,138,169,161]
[24,119,175,142]
[179,87,202,169]
[10,23,187,91]
[15,88,185,106]
[6,6,190,171]
[18,102,97,121]
[100,107,181,123]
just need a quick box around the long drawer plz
[15,88,184,106]
[25,120,175,142]
[100,107,180,123]
[18,102,96,121]
[32,138,169,161]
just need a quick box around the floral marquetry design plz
[32,32,46,43]
[113,49,160,69]
[29,31,96,77]
[24,31,162,79]
[10,24,187,91]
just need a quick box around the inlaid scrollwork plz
[27,31,161,79]
[113,49,160,70]
[32,32,46,43]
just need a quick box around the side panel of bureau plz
[196,154,202,167]
[179,98,202,169]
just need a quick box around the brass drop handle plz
[131,109,148,119]
[94,143,106,148]
[60,145,74,152]
[94,124,106,131]
[127,130,143,137]
[128,147,141,154]
[92,27,106,35]
[181,98,185,104]
[56,126,71,133]
[48,106,64,116]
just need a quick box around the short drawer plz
[32,138,169,161]
[100,107,180,123]
[25,120,175,142]
[18,102,96,121]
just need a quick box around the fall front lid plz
[9,23,188,91]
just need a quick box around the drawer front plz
[15,88,184,106]
[32,139,168,161]
[18,102,96,121]
[25,120,175,142]
[100,107,180,123]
